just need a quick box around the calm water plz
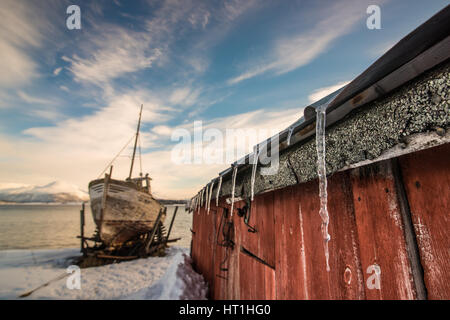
[0,204,192,250]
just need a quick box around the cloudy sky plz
[0,0,447,198]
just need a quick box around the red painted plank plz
[229,201,244,299]
[264,266,276,300]
[213,201,229,299]
[273,172,365,299]
[239,250,268,299]
[350,161,417,299]
[239,250,256,299]
[240,191,275,269]
[399,143,450,299]
[273,185,308,299]
[326,172,366,300]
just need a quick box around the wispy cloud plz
[0,0,46,87]
[0,0,64,89]
[59,85,70,93]
[17,91,57,105]
[62,28,161,85]
[53,67,63,76]
[228,0,373,84]
[169,87,202,107]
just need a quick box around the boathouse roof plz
[191,5,450,205]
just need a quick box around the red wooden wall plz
[190,143,450,300]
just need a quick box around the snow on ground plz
[0,247,208,300]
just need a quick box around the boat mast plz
[129,104,143,179]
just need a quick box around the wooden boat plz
[88,105,163,247]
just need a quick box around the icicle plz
[206,184,209,213]
[207,181,214,214]
[204,187,207,208]
[205,185,210,211]
[250,146,260,201]
[287,126,295,146]
[216,176,222,206]
[195,194,199,213]
[205,184,209,212]
[230,165,238,217]
[316,102,331,272]
[200,188,205,208]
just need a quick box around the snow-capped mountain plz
[0,181,89,203]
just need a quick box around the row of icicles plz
[189,104,332,272]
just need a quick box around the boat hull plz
[88,178,163,247]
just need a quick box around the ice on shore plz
[0,246,208,300]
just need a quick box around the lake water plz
[0,204,192,250]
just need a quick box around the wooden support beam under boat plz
[165,206,178,243]
[143,207,166,254]
[80,202,85,256]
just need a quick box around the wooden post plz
[80,202,85,255]
[165,206,178,243]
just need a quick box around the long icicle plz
[230,166,238,217]
[216,176,223,206]
[316,103,331,272]
[196,192,201,214]
[200,188,205,209]
[207,181,214,214]
[205,185,209,210]
[205,184,209,213]
[287,126,295,146]
[250,146,260,201]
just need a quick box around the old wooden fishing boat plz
[88,105,164,247]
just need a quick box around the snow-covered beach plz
[0,247,208,300]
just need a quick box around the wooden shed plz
[189,6,450,300]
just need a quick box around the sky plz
[0,0,448,199]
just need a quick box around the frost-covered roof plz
[190,5,450,206]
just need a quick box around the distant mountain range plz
[0,181,89,204]
[0,181,186,205]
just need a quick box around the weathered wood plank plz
[398,143,450,299]
[211,204,223,299]
[273,172,364,299]
[240,191,275,269]
[273,185,306,299]
[264,265,276,300]
[350,160,417,299]
[326,172,366,300]
[226,203,241,299]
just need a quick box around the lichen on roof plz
[214,60,450,201]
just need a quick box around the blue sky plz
[0,0,448,198]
